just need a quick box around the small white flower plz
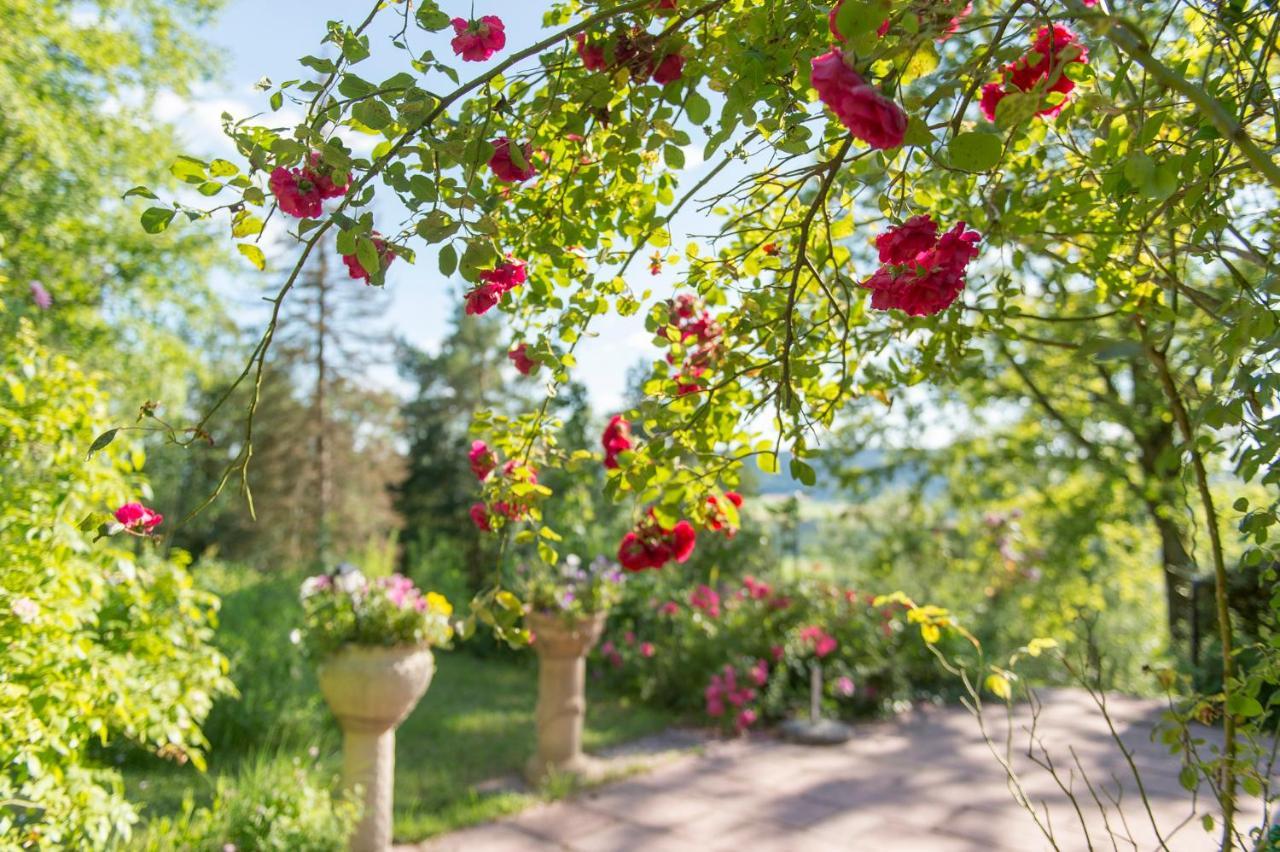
[299,575,330,599]
[565,553,582,570]
[335,570,366,595]
[289,629,302,645]
[11,597,38,624]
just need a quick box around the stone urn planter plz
[525,610,607,783]
[318,644,434,852]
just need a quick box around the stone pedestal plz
[318,645,434,852]
[525,610,606,783]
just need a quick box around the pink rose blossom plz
[450,15,506,62]
[488,137,538,182]
[114,502,163,534]
[810,50,907,150]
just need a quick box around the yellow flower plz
[426,592,452,616]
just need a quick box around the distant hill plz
[746,449,934,503]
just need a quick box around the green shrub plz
[0,320,233,847]
[131,755,358,852]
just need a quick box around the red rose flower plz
[508,343,536,375]
[601,415,633,469]
[469,440,497,480]
[488,137,538,182]
[875,214,938,264]
[707,491,744,535]
[470,502,494,531]
[617,512,697,571]
[464,283,501,315]
[810,50,907,150]
[651,53,684,85]
[341,233,396,284]
[982,24,1088,122]
[450,15,506,62]
[306,152,351,199]
[862,219,981,316]
[268,167,323,219]
[115,501,164,534]
[479,258,527,292]
[576,33,608,71]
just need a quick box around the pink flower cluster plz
[341,232,396,284]
[810,50,907,150]
[665,293,724,397]
[862,215,981,316]
[800,625,838,658]
[705,663,765,732]
[115,502,163,534]
[741,575,772,600]
[450,15,506,62]
[981,25,1089,122]
[689,584,721,618]
[268,152,350,219]
[601,415,633,469]
[488,137,538,183]
[465,257,527,315]
[575,30,685,85]
[379,574,433,611]
[618,510,696,571]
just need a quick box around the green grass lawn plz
[123,566,676,843]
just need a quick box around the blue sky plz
[170,0,709,411]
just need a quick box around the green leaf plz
[352,100,393,130]
[685,92,711,125]
[789,457,816,487]
[123,186,157,200]
[438,243,458,277]
[416,211,460,243]
[415,2,452,31]
[355,235,380,277]
[170,156,208,184]
[237,243,267,270]
[140,207,176,234]
[209,159,239,178]
[834,0,891,38]
[87,429,118,459]
[663,145,686,170]
[1225,694,1264,717]
[948,132,1003,172]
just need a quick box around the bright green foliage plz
[132,756,359,852]
[0,321,233,847]
[0,0,227,406]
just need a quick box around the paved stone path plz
[414,689,1275,851]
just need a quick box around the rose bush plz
[592,568,963,732]
[0,320,233,848]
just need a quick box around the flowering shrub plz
[594,568,961,733]
[0,321,233,847]
[517,553,624,619]
[297,566,453,658]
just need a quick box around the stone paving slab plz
[411,690,1276,852]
